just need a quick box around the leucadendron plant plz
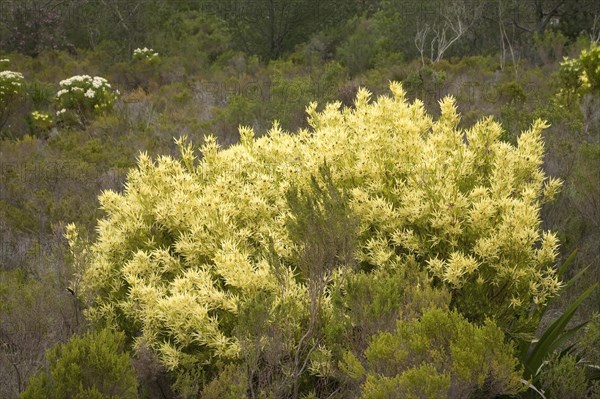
[559,44,600,98]
[72,82,563,397]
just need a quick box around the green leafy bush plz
[326,264,451,359]
[20,329,138,399]
[337,17,379,76]
[0,268,77,398]
[538,353,599,398]
[156,11,232,72]
[533,30,568,64]
[27,80,55,108]
[348,308,522,399]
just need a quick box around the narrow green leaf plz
[542,321,589,362]
[562,264,591,291]
[556,249,577,279]
[525,283,597,378]
[520,379,547,399]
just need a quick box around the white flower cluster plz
[0,70,24,97]
[58,75,111,90]
[0,70,24,81]
[133,47,159,61]
[56,75,114,101]
[55,74,118,119]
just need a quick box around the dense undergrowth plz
[1,1,600,398]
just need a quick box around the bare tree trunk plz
[591,14,600,44]
[534,0,565,34]
[498,0,519,79]
[414,0,483,65]
[415,23,429,68]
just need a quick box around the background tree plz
[208,0,357,59]
[0,0,67,56]
[414,0,484,65]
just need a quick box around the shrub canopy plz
[77,82,561,393]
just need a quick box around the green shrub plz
[533,30,568,64]
[498,81,527,104]
[156,11,232,72]
[27,80,55,108]
[346,308,522,399]
[538,354,591,398]
[337,17,379,76]
[0,268,77,397]
[21,328,138,399]
[326,265,451,360]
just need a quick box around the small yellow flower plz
[509,296,522,308]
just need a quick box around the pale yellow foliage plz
[77,82,562,380]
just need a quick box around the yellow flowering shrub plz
[30,110,53,133]
[559,44,600,97]
[76,82,562,391]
